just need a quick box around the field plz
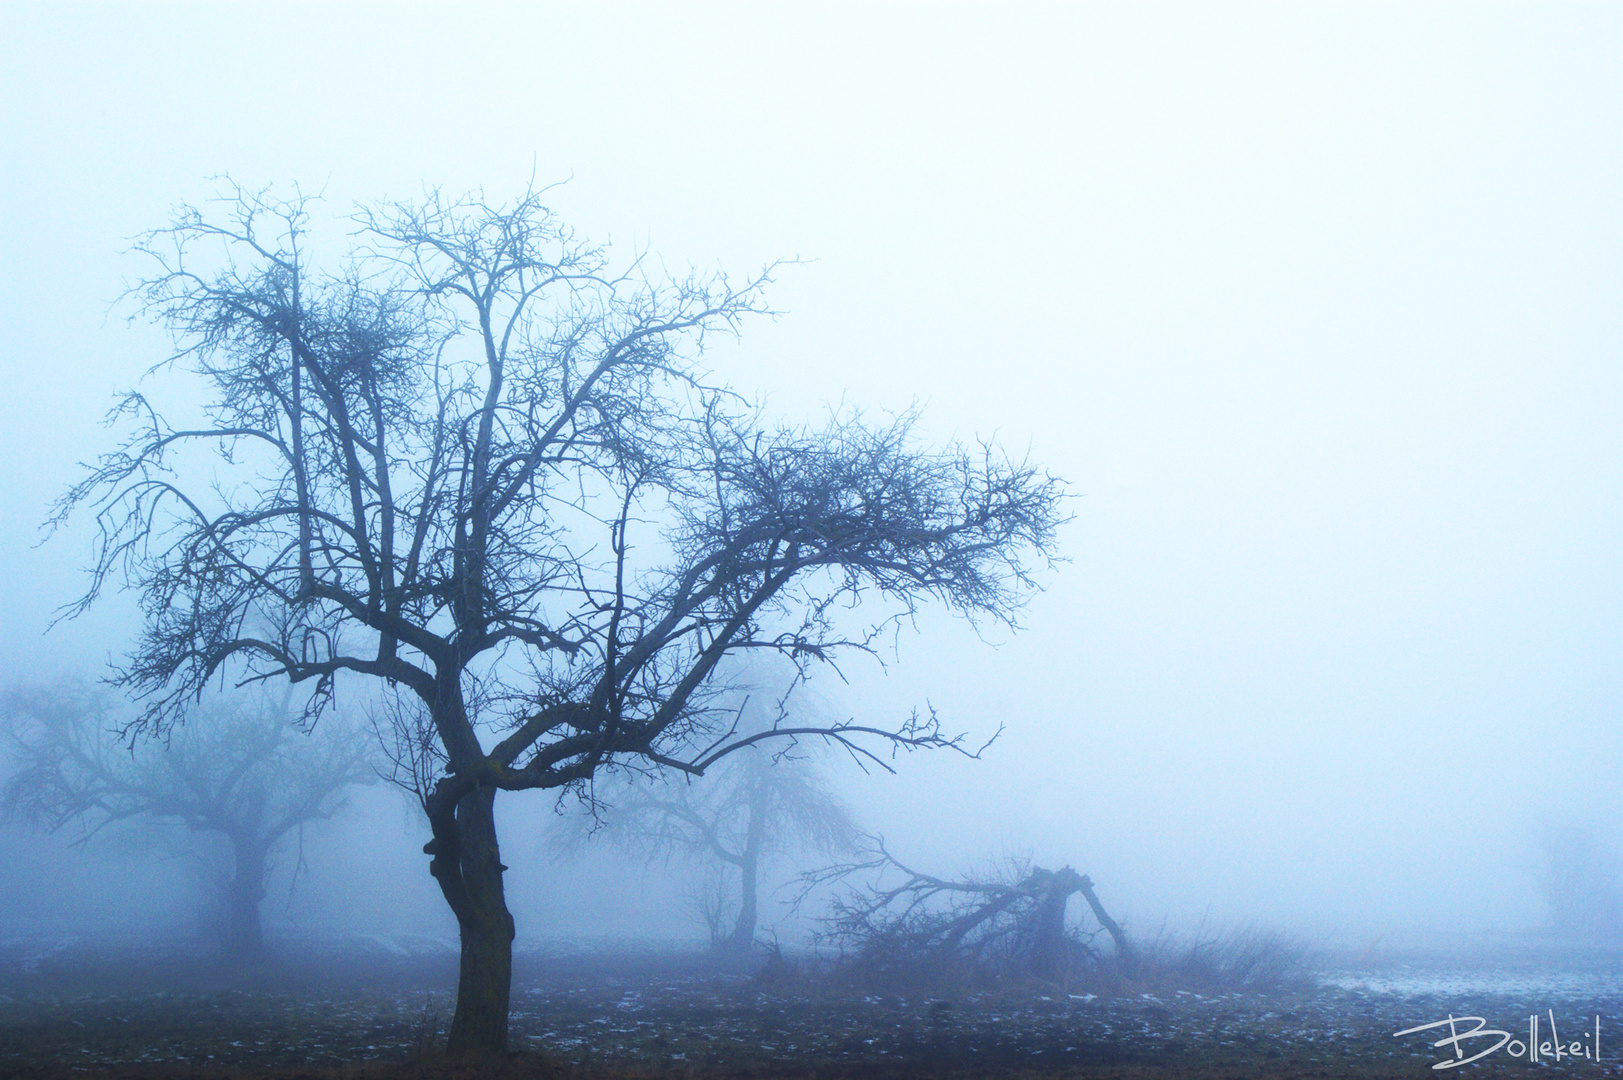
[1,934,1618,1079]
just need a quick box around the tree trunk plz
[724,792,765,954]
[1029,868,1081,981]
[224,837,267,963]
[727,850,758,952]
[1077,873,1134,964]
[429,783,515,1056]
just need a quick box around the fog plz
[0,2,1617,967]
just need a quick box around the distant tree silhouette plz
[1539,823,1623,935]
[2,681,374,961]
[563,696,861,953]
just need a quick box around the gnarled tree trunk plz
[427,783,515,1055]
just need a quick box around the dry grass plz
[791,923,1318,1001]
[1105,925,1320,995]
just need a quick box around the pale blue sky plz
[1,2,1617,941]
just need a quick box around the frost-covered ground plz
[0,931,1618,1077]
[1322,937,1623,1000]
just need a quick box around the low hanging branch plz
[800,837,1132,985]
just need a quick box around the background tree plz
[1538,823,1623,936]
[2,681,375,962]
[56,182,1066,1054]
[561,687,862,954]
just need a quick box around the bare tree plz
[54,181,1066,1053]
[1538,823,1623,935]
[802,838,1131,988]
[562,702,862,954]
[2,680,374,961]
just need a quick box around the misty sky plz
[1,3,1617,945]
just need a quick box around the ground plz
[0,934,1618,1079]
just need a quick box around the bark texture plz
[423,784,515,1055]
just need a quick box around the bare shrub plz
[1115,923,1319,993]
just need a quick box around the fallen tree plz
[801,838,1131,988]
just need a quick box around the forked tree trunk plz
[428,784,516,1056]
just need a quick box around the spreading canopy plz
[57,182,1066,793]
